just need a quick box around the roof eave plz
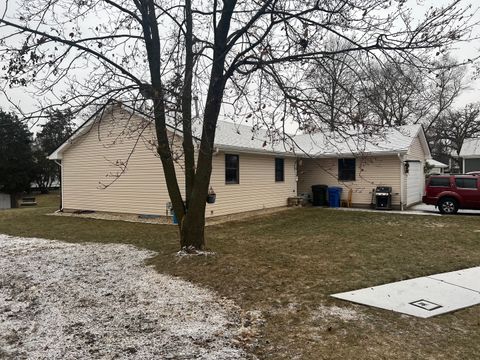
[215,144,297,157]
[296,149,409,158]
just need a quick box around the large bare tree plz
[0,0,477,250]
[430,102,480,170]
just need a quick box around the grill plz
[375,186,392,210]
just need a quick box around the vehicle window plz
[429,177,450,187]
[455,178,477,189]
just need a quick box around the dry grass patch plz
[1,194,480,359]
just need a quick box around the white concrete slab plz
[428,266,480,294]
[409,204,480,216]
[332,268,480,318]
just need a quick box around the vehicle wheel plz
[438,197,458,215]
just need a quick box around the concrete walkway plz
[332,204,480,217]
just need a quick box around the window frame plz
[225,154,240,184]
[275,157,285,182]
[338,158,356,181]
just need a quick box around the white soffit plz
[331,266,480,318]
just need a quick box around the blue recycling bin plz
[172,210,178,224]
[328,187,343,208]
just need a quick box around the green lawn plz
[1,193,480,359]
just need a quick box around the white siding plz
[403,136,427,207]
[405,162,423,206]
[297,156,402,207]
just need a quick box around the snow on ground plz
[0,234,247,359]
[311,304,366,323]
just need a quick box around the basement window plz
[275,158,285,182]
[225,154,239,184]
[338,158,356,181]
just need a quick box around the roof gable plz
[292,124,429,157]
[460,138,480,157]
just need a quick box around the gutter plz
[398,153,404,211]
[53,160,64,211]
[215,144,297,158]
[295,149,409,159]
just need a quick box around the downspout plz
[54,160,63,211]
[398,153,404,211]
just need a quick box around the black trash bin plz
[312,185,329,206]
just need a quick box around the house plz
[49,103,430,217]
[459,138,480,173]
[426,159,448,175]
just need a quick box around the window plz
[455,178,477,189]
[338,158,356,181]
[275,158,284,182]
[429,177,451,187]
[225,154,239,184]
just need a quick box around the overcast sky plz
[1,0,479,131]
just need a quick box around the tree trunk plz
[179,209,206,250]
[10,193,19,208]
[169,1,236,250]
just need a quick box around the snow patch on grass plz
[0,234,247,359]
[312,304,366,322]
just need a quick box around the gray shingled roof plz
[212,121,423,157]
[49,102,426,160]
[460,138,480,157]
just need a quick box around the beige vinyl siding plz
[62,107,179,216]
[206,153,296,217]
[62,106,296,217]
[405,136,426,162]
[297,155,402,207]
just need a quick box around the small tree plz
[32,109,74,193]
[0,109,34,206]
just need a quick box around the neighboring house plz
[426,159,448,175]
[49,103,430,216]
[460,138,480,173]
[0,193,11,210]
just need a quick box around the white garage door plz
[406,162,424,206]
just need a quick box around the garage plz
[406,161,424,207]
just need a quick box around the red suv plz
[423,175,480,214]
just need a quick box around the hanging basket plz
[206,186,216,204]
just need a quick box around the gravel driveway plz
[0,234,246,359]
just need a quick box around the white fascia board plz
[215,144,297,158]
[295,149,409,159]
